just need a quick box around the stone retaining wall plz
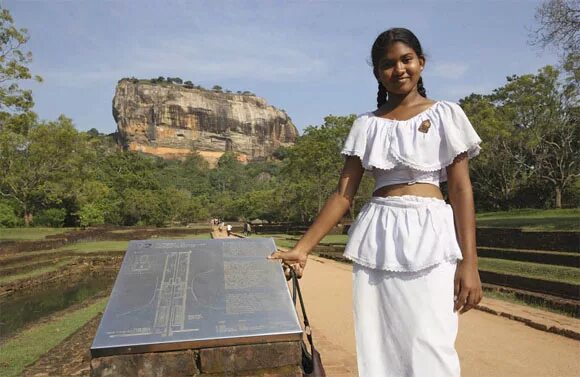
[90,341,302,377]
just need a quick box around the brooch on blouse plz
[418,119,431,133]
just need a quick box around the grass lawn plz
[0,297,107,377]
[0,258,76,284]
[476,208,579,231]
[478,257,580,285]
[319,234,349,245]
[49,234,211,254]
[248,234,348,249]
[482,288,577,318]
[0,228,73,241]
[51,241,130,254]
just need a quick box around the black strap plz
[287,265,313,347]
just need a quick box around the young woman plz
[269,27,482,377]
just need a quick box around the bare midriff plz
[372,182,444,200]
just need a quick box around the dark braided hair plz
[372,28,427,109]
[377,82,388,108]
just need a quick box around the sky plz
[5,0,558,135]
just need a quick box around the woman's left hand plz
[454,260,483,314]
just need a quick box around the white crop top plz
[373,166,441,190]
[341,101,481,190]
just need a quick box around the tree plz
[461,94,532,209]
[279,115,360,221]
[530,0,579,56]
[489,66,579,208]
[210,152,244,193]
[0,115,87,225]
[0,7,42,134]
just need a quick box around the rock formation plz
[113,79,298,166]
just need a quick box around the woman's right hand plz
[268,247,309,278]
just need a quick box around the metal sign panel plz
[90,238,301,357]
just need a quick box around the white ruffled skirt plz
[346,196,462,377]
[344,195,463,271]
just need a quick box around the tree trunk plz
[555,186,562,209]
[24,211,32,227]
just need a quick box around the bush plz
[0,202,20,227]
[77,203,105,227]
[35,208,66,227]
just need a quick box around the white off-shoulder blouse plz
[341,101,482,189]
[340,101,482,271]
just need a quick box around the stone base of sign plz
[90,341,302,377]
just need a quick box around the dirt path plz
[299,256,580,377]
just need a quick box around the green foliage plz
[0,115,88,225]
[0,200,19,227]
[0,7,42,134]
[279,115,358,221]
[77,203,105,227]
[35,208,66,227]
[463,64,579,209]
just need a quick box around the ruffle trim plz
[340,101,482,173]
[343,196,464,272]
[343,253,462,272]
[342,144,481,172]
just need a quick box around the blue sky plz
[6,0,557,134]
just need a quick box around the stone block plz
[199,341,301,374]
[201,365,302,377]
[90,349,198,377]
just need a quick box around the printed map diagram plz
[91,238,302,356]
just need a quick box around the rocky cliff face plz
[113,80,298,166]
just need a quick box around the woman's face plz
[375,41,425,96]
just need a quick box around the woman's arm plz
[446,152,483,314]
[268,156,365,276]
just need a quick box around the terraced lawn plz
[478,257,580,285]
[0,228,74,241]
[0,297,108,377]
[476,208,579,231]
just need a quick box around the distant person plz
[246,222,252,235]
[243,222,248,236]
[269,28,482,377]
[226,224,232,236]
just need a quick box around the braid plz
[417,77,427,98]
[376,82,387,109]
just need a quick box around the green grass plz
[0,228,73,241]
[478,257,580,285]
[476,208,579,231]
[51,241,130,254]
[0,258,76,284]
[164,233,212,240]
[0,297,107,377]
[247,233,348,250]
[319,234,349,245]
[482,288,577,318]
[49,235,210,254]
[247,234,298,250]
